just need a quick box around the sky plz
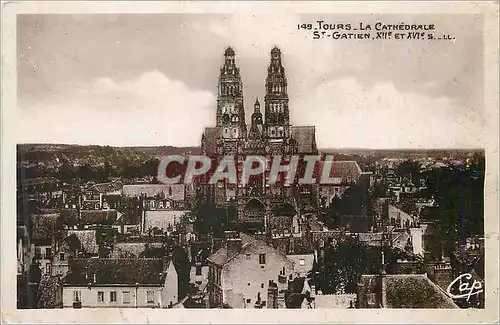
[17,13,485,148]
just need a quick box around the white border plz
[1,1,499,323]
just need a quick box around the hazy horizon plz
[17,142,485,152]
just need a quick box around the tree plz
[423,164,484,255]
[310,240,378,294]
[396,160,420,184]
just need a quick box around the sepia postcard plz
[1,1,499,324]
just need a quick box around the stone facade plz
[200,47,318,233]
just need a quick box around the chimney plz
[225,231,242,259]
[433,261,453,290]
[380,275,387,307]
[267,280,278,309]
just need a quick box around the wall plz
[34,245,52,275]
[162,261,179,308]
[221,242,293,308]
[63,285,163,308]
[388,205,415,228]
[190,265,210,290]
[318,186,349,208]
[286,254,314,278]
[409,227,424,256]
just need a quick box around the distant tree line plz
[16,158,163,183]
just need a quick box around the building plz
[357,274,457,308]
[17,225,33,275]
[62,257,178,308]
[29,213,60,275]
[206,231,294,308]
[200,47,318,233]
[317,160,363,208]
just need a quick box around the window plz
[59,253,65,261]
[246,254,251,260]
[45,247,52,259]
[246,299,251,303]
[146,290,155,304]
[261,283,264,288]
[97,291,104,303]
[299,259,305,266]
[259,254,266,265]
[123,291,131,304]
[110,291,117,303]
[367,293,377,306]
[195,266,202,276]
[73,290,81,302]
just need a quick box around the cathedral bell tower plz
[217,47,247,143]
[264,46,289,141]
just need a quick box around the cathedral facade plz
[200,47,318,233]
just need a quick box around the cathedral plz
[200,46,318,233]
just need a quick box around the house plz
[51,234,82,277]
[109,242,163,258]
[17,225,33,275]
[82,181,123,209]
[286,253,314,278]
[29,213,60,275]
[189,245,211,291]
[62,257,178,308]
[357,274,458,308]
[388,204,418,229]
[318,161,362,208]
[79,209,120,227]
[142,210,187,235]
[206,231,294,308]
[66,229,99,256]
[122,184,185,203]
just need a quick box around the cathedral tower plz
[217,47,247,142]
[264,47,289,140]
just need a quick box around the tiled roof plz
[63,258,169,286]
[114,210,141,225]
[391,231,410,251]
[29,213,60,244]
[80,209,118,225]
[318,160,362,183]
[91,181,123,193]
[290,126,317,154]
[67,229,98,255]
[62,233,82,252]
[207,233,255,266]
[384,275,457,308]
[103,194,123,205]
[37,276,62,308]
[111,242,148,258]
[59,209,79,226]
[308,216,328,232]
[288,236,314,254]
[202,127,220,155]
[122,184,185,201]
